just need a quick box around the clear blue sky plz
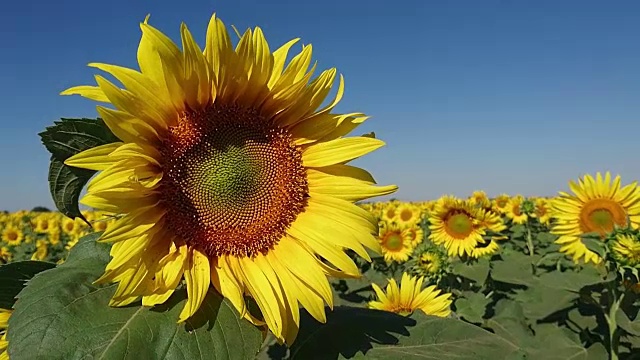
[1,0,640,211]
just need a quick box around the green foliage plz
[0,261,55,309]
[6,233,263,360]
[39,118,119,222]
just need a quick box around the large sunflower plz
[428,196,504,257]
[0,309,9,360]
[62,14,397,344]
[551,172,640,264]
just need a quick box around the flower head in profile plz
[62,13,397,344]
[368,273,451,317]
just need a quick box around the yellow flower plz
[471,235,507,258]
[404,223,425,247]
[1,225,23,246]
[429,196,504,257]
[532,198,552,225]
[378,221,414,263]
[505,195,528,224]
[31,240,48,261]
[551,172,640,264]
[34,216,57,234]
[0,247,11,263]
[368,273,451,317]
[491,194,510,214]
[0,308,10,360]
[394,203,421,226]
[469,190,491,210]
[381,203,398,223]
[61,14,397,344]
[610,234,640,267]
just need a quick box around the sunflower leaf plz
[0,260,55,309]
[39,118,119,222]
[7,232,263,360]
[39,118,119,161]
[289,308,525,359]
[47,156,95,224]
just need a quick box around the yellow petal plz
[60,85,110,102]
[179,249,211,322]
[64,142,123,171]
[302,137,385,168]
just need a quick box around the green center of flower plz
[160,105,309,258]
[384,233,404,251]
[445,213,473,239]
[580,199,627,236]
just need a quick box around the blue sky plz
[1,0,640,211]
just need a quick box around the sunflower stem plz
[525,223,535,257]
[604,286,624,360]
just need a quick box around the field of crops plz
[2,176,640,359]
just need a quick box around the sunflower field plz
[2,11,640,360]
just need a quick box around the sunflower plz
[551,172,640,264]
[394,203,421,226]
[368,272,451,317]
[0,247,11,263]
[610,234,640,267]
[491,194,510,214]
[378,221,414,263]
[61,14,397,344]
[34,217,57,234]
[469,190,491,210]
[0,308,9,360]
[1,225,23,246]
[505,195,528,224]
[381,203,398,223]
[429,196,504,257]
[404,222,425,247]
[410,244,449,281]
[31,240,48,261]
[533,198,552,225]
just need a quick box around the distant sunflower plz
[492,194,510,214]
[404,223,425,247]
[381,203,398,223]
[551,172,640,264]
[395,203,421,226]
[31,240,48,261]
[410,245,448,281]
[61,217,80,235]
[469,190,491,210]
[429,196,504,257]
[505,195,528,224]
[610,234,640,267]
[62,13,397,344]
[378,222,414,263]
[368,273,451,317]
[2,225,23,246]
[533,198,552,225]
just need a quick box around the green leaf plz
[524,325,608,360]
[581,237,607,259]
[8,233,262,360]
[538,266,611,292]
[451,257,490,284]
[617,307,640,336]
[39,118,119,222]
[512,285,577,321]
[491,252,535,286]
[39,118,119,161]
[47,156,96,223]
[0,261,55,309]
[289,308,523,359]
[485,300,533,347]
[455,292,490,324]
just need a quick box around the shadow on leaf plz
[290,306,415,359]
